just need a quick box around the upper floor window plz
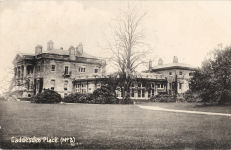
[157,83,164,89]
[64,66,69,74]
[179,83,182,89]
[79,67,85,73]
[94,68,98,73]
[51,79,55,90]
[51,65,56,71]
[179,71,183,75]
[189,72,193,76]
[64,80,68,90]
[169,72,172,75]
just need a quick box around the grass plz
[1,101,231,149]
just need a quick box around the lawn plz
[0,101,231,149]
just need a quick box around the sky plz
[1,0,231,94]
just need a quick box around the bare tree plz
[107,5,150,101]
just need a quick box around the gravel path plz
[138,105,231,117]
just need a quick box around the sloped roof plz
[12,53,34,65]
[151,63,197,71]
[42,49,97,59]
[17,53,34,57]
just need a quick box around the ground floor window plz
[152,89,154,97]
[148,89,154,97]
[75,83,87,93]
[142,89,145,97]
[138,89,141,97]
[131,89,135,97]
[179,83,182,89]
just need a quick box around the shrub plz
[32,89,62,104]
[118,97,133,104]
[149,94,176,102]
[92,86,118,104]
[62,93,92,103]
[183,90,201,103]
[62,86,118,104]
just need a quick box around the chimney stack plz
[173,56,178,63]
[78,43,83,55]
[47,40,54,51]
[149,60,152,71]
[75,43,83,56]
[158,58,163,65]
[69,46,76,60]
[35,45,42,55]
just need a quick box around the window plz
[131,89,135,97]
[51,65,56,71]
[189,72,193,76]
[64,80,68,90]
[37,66,40,72]
[157,84,160,88]
[169,72,172,75]
[76,84,81,93]
[64,66,69,74]
[79,67,86,73]
[179,83,182,89]
[121,89,124,97]
[161,84,164,88]
[138,83,142,87]
[148,90,151,98]
[142,89,145,97]
[51,79,55,90]
[82,84,86,88]
[179,71,182,75]
[151,89,155,96]
[94,69,98,73]
[138,89,141,97]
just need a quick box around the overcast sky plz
[1,0,231,94]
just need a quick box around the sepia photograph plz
[1,0,231,149]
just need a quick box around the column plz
[24,65,28,79]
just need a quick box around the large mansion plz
[11,41,196,99]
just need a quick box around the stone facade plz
[12,41,106,98]
[12,41,188,100]
[149,56,196,95]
